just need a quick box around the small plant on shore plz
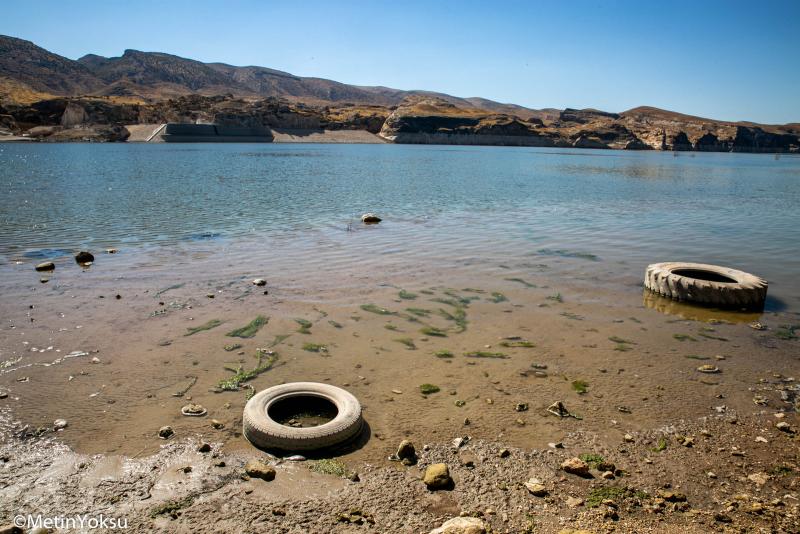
[437,307,467,332]
[302,343,327,353]
[572,380,589,394]
[394,337,416,350]
[226,316,268,338]
[419,383,440,394]
[398,290,417,300]
[578,453,605,468]
[652,438,668,452]
[490,292,508,303]
[586,487,647,508]
[295,318,313,334]
[420,326,447,337]
[434,350,454,358]
[185,319,223,336]
[464,351,508,359]
[309,458,347,477]
[546,293,563,303]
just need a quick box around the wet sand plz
[1,233,799,531]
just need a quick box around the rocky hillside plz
[1,34,798,151]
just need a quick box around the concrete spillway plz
[161,123,274,142]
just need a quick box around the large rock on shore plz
[245,459,276,481]
[429,517,486,534]
[423,463,453,489]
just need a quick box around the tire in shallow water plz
[644,262,767,310]
[243,382,363,451]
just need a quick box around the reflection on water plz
[1,144,799,311]
[642,290,763,324]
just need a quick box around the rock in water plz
[74,251,94,264]
[245,460,276,481]
[561,457,590,476]
[158,426,174,439]
[253,278,267,286]
[35,261,55,272]
[361,213,382,224]
[429,516,486,534]
[396,439,417,465]
[423,463,452,489]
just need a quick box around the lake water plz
[1,143,799,311]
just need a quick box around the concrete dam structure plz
[161,123,274,142]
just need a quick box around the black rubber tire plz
[243,382,363,451]
[644,262,767,310]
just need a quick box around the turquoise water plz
[1,143,799,309]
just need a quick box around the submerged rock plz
[361,213,382,224]
[35,261,55,272]
[74,251,94,264]
[423,463,452,489]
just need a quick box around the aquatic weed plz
[309,458,347,477]
[434,350,454,358]
[464,351,508,359]
[572,380,589,394]
[420,326,447,337]
[217,349,278,391]
[295,318,313,334]
[185,319,223,336]
[406,308,431,317]
[490,292,508,303]
[537,248,598,261]
[578,453,605,468]
[328,320,343,329]
[302,343,328,353]
[499,340,535,348]
[608,336,634,344]
[560,311,584,321]
[360,304,395,315]
[224,343,242,352]
[546,293,563,303]
[504,277,537,288]
[226,316,268,338]
[419,383,440,394]
[673,333,697,342]
[394,338,416,350]
[398,290,417,300]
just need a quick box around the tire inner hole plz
[671,269,737,284]
[269,395,338,428]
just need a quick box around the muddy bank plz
[1,409,798,533]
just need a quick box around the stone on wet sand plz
[158,426,174,439]
[53,419,68,430]
[210,419,225,429]
[524,478,548,496]
[35,261,55,272]
[566,496,585,508]
[429,516,486,534]
[245,459,276,481]
[396,439,417,465]
[561,457,590,477]
[253,278,267,286]
[181,403,207,416]
[198,442,212,453]
[423,463,452,489]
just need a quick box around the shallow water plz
[0,143,799,463]
[1,144,799,309]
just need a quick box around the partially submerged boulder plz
[361,213,382,224]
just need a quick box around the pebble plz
[158,426,174,439]
[499,448,511,458]
[181,403,207,417]
[245,459,276,481]
[428,517,486,534]
[198,443,211,453]
[776,421,792,432]
[210,419,225,429]
[624,433,634,443]
[525,479,548,497]
[566,496,584,508]
[35,261,55,272]
[253,279,267,286]
[53,419,68,430]
[396,440,417,465]
[561,457,590,477]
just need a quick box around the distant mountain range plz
[0,34,549,117]
[0,34,798,151]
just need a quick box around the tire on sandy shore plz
[243,382,363,451]
[644,262,767,310]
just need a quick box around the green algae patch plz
[775,325,798,340]
[578,453,605,468]
[328,320,343,329]
[608,336,634,344]
[150,496,194,517]
[384,324,399,331]
[685,354,710,360]
[464,351,508,359]
[560,311,584,321]
[394,337,416,350]
[419,383,440,394]
[437,307,467,333]
[309,458,347,477]
[673,333,697,342]
[613,344,632,352]
[217,349,278,391]
[490,292,508,303]
[572,380,589,394]
[434,350,454,358]
[546,293,563,303]
[302,343,328,353]
[406,308,431,317]
[420,326,447,337]
[398,290,418,300]
[270,334,290,347]
[184,319,223,336]
[499,340,535,348]
[224,343,242,352]
[295,318,313,334]
[652,438,668,452]
[226,316,268,338]
[360,304,395,315]
[504,277,537,288]
[586,487,647,508]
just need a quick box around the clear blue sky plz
[2,0,798,123]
